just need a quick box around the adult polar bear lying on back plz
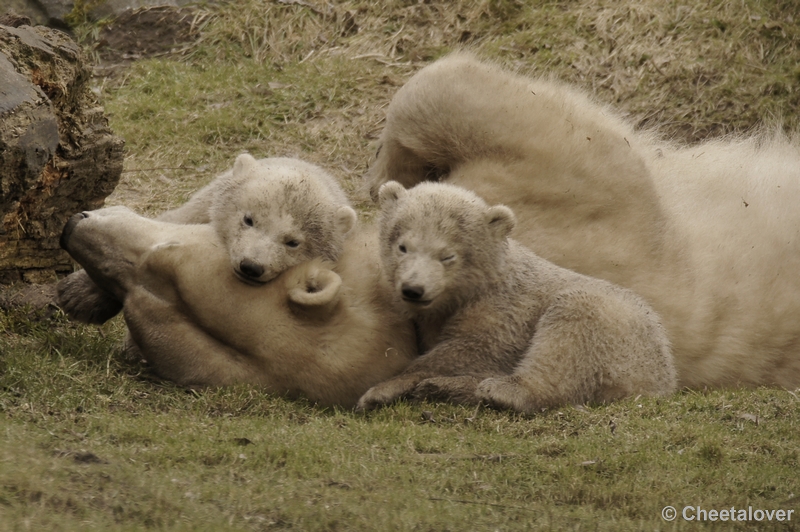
[59,207,415,407]
[58,154,357,323]
[366,52,800,390]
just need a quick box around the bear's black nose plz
[239,259,265,279]
[60,212,89,250]
[401,284,425,301]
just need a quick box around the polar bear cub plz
[160,153,357,285]
[357,182,676,413]
[58,154,357,322]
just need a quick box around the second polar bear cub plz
[357,182,676,413]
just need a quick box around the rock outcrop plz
[0,23,124,283]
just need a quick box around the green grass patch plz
[2,310,798,530]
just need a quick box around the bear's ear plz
[378,181,406,210]
[485,205,516,239]
[334,206,357,235]
[288,263,342,309]
[233,153,258,177]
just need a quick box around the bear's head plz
[377,181,515,317]
[211,153,357,285]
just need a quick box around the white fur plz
[366,52,800,389]
[59,207,415,407]
[58,155,357,322]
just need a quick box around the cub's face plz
[378,181,516,317]
[212,154,356,285]
[385,221,462,314]
[225,201,308,285]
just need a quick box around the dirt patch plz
[92,6,200,74]
[0,282,59,317]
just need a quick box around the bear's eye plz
[441,254,456,263]
[285,239,300,248]
[243,215,254,227]
[398,244,407,253]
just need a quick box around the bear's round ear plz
[288,265,342,309]
[334,206,357,235]
[378,181,406,209]
[486,205,516,239]
[233,153,258,177]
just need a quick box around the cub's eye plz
[243,215,254,227]
[285,239,300,248]
[398,244,407,253]
[441,254,456,263]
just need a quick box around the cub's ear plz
[233,153,258,177]
[485,205,516,239]
[288,263,342,309]
[378,181,406,210]
[334,206,357,235]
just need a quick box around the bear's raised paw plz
[56,269,123,324]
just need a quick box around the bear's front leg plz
[412,375,482,405]
[356,372,430,411]
[56,269,124,324]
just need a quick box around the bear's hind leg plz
[476,304,606,414]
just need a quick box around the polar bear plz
[356,182,675,413]
[59,206,415,407]
[364,52,800,390]
[58,154,356,323]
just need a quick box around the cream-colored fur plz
[357,182,675,413]
[163,153,357,285]
[59,207,415,407]
[365,52,800,390]
[58,154,356,322]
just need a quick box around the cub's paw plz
[412,376,481,405]
[56,270,123,324]
[476,376,536,414]
[356,374,423,412]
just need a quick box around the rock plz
[0,24,124,284]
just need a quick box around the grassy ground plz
[2,0,800,529]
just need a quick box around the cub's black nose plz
[401,284,425,301]
[60,212,88,250]
[239,259,265,279]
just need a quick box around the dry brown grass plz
[95,0,800,214]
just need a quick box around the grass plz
[3,0,800,529]
[2,309,798,530]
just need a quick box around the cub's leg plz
[356,373,427,410]
[357,334,503,411]
[477,291,674,413]
[412,376,482,405]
